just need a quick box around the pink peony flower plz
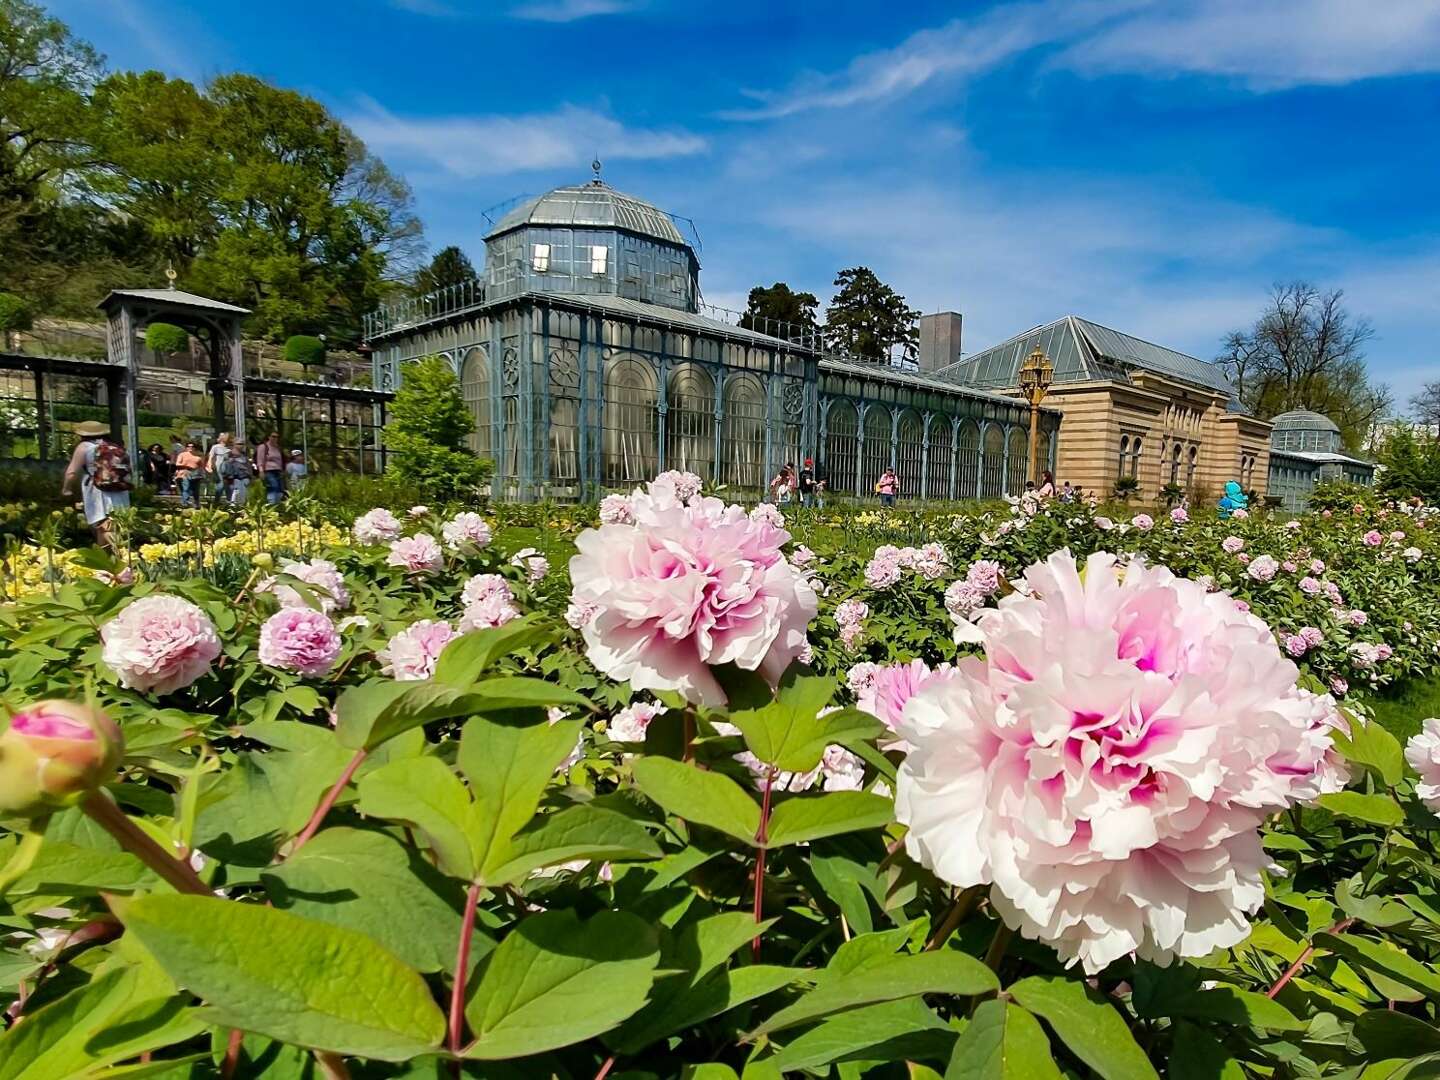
[1347,609,1368,627]
[387,533,443,575]
[1095,516,1114,531]
[895,549,1343,974]
[1405,719,1440,812]
[1247,555,1279,582]
[1310,559,1326,574]
[564,602,596,629]
[1222,536,1245,555]
[966,560,1003,595]
[441,512,493,551]
[1281,560,1298,574]
[1284,634,1308,657]
[101,595,221,695]
[1364,530,1383,547]
[569,481,817,705]
[1284,520,1302,531]
[598,493,635,525]
[1392,530,1407,541]
[750,502,785,528]
[377,619,456,681]
[1299,576,1321,596]
[258,608,341,676]
[789,545,817,568]
[608,699,666,742]
[352,508,402,544]
[462,573,512,607]
[0,701,124,814]
[864,549,903,589]
[510,547,549,582]
[914,542,950,580]
[1330,676,1349,696]
[459,591,521,632]
[408,505,430,518]
[1322,509,1332,518]
[1301,626,1324,646]
[1170,507,1188,524]
[1404,546,1423,563]
[1234,599,1250,613]
[1131,514,1154,531]
[650,470,703,502]
[258,558,350,614]
[854,658,952,733]
[1231,507,1249,520]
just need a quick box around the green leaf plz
[1008,976,1158,1080]
[1167,1022,1245,1080]
[334,679,489,751]
[1331,714,1405,786]
[1337,875,1415,928]
[457,714,584,881]
[467,675,592,713]
[772,997,952,1073]
[944,999,1060,1080]
[356,756,479,880]
[1317,791,1404,827]
[1355,1010,1440,1059]
[483,803,661,884]
[752,950,998,1037]
[607,965,803,1055]
[263,827,471,973]
[1316,932,1440,999]
[683,1068,740,1080]
[118,894,445,1061]
[463,910,659,1059]
[766,791,893,847]
[7,841,154,895]
[432,618,553,686]
[631,757,760,843]
[726,674,881,773]
[667,912,780,984]
[1169,986,1304,1031]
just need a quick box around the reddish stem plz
[1266,916,1355,998]
[752,768,775,960]
[289,748,368,857]
[448,882,483,1056]
[221,1029,243,1078]
[81,793,209,895]
[593,1055,616,1080]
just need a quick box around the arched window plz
[721,373,766,490]
[926,415,953,500]
[603,354,658,484]
[1006,427,1027,497]
[1170,441,1182,486]
[982,424,1005,499]
[460,347,492,459]
[666,363,715,482]
[1118,435,1130,480]
[862,405,892,495]
[1130,437,1143,478]
[824,399,859,495]
[549,346,580,486]
[896,410,924,498]
[1187,445,1198,488]
[956,420,981,499]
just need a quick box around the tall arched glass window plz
[1118,435,1130,480]
[982,425,1005,499]
[666,363,715,482]
[862,405,892,494]
[926,415,953,499]
[1169,442,1181,486]
[603,354,658,485]
[548,346,580,486]
[1130,437,1143,478]
[721,373,766,490]
[1187,445,1198,488]
[824,399,859,495]
[957,420,981,498]
[460,346,492,459]
[1005,427,1027,496]
[896,410,924,497]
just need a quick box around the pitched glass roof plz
[487,182,688,247]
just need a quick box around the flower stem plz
[925,885,985,952]
[288,748,368,857]
[1266,916,1355,998]
[752,768,775,961]
[81,792,209,895]
[593,1055,617,1080]
[983,922,1013,973]
[448,882,483,1058]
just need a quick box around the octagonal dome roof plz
[1271,409,1340,433]
[486,180,688,247]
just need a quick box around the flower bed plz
[0,479,1438,1076]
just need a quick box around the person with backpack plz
[62,420,131,552]
[223,438,254,505]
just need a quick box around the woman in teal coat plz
[1218,480,1248,518]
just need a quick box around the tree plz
[823,266,919,363]
[1409,380,1440,430]
[415,245,476,296]
[739,282,818,344]
[384,355,489,496]
[1216,282,1390,450]
[1374,424,1440,502]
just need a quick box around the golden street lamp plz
[1017,344,1054,486]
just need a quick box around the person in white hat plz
[61,420,131,551]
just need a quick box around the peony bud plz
[252,552,274,570]
[0,701,123,816]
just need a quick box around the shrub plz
[283,334,326,367]
[384,355,489,496]
[0,292,33,333]
[1113,475,1139,501]
[144,322,190,354]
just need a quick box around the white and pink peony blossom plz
[441,512,493,551]
[459,577,521,631]
[258,608,342,676]
[649,470,703,503]
[352,508,402,544]
[835,599,869,650]
[1364,530,1383,546]
[377,619,457,681]
[1247,554,1280,582]
[750,502,785,528]
[569,479,817,705]
[608,699,667,743]
[510,547,549,582]
[100,595,221,695]
[1131,514,1154,531]
[1170,507,1188,524]
[598,493,635,525]
[1221,536,1245,555]
[408,505,430,518]
[854,658,952,735]
[1405,719,1440,812]
[258,558,350,614]
[895,549,1347,974]
[387,533,444,575]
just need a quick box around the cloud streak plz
[510,0,639,21]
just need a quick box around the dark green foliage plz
[384,355,488,496]
[824,266,920,362]
[283,334,326,367]
[1375,426,1440,503]
[0,291,32,331]
[144,322,189,354]
[740,282,819,342]
[415,245,476,295]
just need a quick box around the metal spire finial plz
[165,261,178,289]
[591,157,603,184]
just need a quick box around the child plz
[285,449,309,490]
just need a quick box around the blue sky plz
[52,0,1440,405]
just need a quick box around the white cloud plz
[511,0,638,21]
[728,0,1440,119]
[387,0,460,14]
[348,102,706,177]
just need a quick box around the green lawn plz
[1360,672,1440,742]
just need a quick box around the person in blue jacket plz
[1218,480,1249,518]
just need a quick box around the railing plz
[363,280,488,340]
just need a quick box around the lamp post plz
[1017,345,1054,486]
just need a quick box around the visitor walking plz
[1038,470,1055,498]
[1218,480,1249,519]
[286,449,309,490]
[143,443,172,493]
[61,420,131,552]
[206,433,232,505]
[256,431,285,504]
[223,438,254,506]
[174,441,205,508]
[876,467,898,507]
[798,458,821,508]
[769,463,795,504]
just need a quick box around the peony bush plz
[0,476,1439,1076]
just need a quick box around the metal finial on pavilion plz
[164,261,178,289]
[591,158,603,185]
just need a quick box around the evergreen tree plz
[739,281,819,344]
[416,245,477,295]
[384,355,489,496]
[823,266,920,363]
